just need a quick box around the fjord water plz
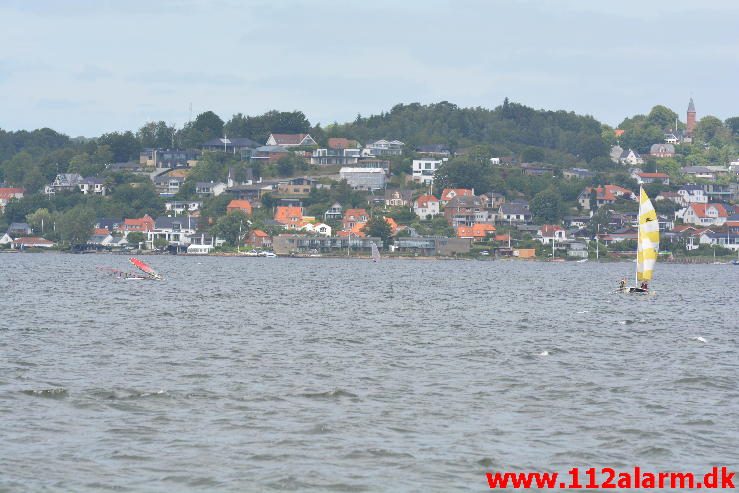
[1,254,737,492]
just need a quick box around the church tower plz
[686,97,696,137]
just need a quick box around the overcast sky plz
[1,0,737,137]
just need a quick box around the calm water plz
[1,253,738,492]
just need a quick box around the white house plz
[265,133,317,147]
[339,167,386,190]
[682,203,729,226]
[149,216,199,247]
[165,201,202,214]
[301,222,332,237]
[537,225,567,245]
[412,159,443,185]
[195,181,227,197]
[363,139,404,157]
[676,185,708,206]
[413,195,440,219]
[699,232,739,251]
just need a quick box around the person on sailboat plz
[640,281,648,291]
[619,278,626,291]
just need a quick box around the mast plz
[636,186,641,286]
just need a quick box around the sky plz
[1,0,738,137]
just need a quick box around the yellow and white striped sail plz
[636,187,659,281]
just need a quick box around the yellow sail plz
[636,187,659,281]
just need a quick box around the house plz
[354,159,391,175]
[664,133,679,144]
[87,230,115,248]
[6,222,33,236]
[78,177,107,196]
[226,199,253,216]
[413,195,440,219]
[154,175,186,196]
[140,148,200,168]
[676,185,708,206]
[578,185,635,210]
[633,171,670,185]
[250,145,289,164]
[384,189,413,207]
[440,188,474,205]
[563,216,590,228]
[310,147,360,166]
[202,137,260,154]
[520,163,555,176]
[119,214,155,235]
[274,206,304,230]
[415,144,451,157]
[0,187,24,213]
[339,167,385,190]
[444,195,485,227]
[598,229,638,245]
[479,192,505,211]
[681,166,716,181]
[498,203,532,223]
[95,218,123,232]
[563,168,596,180]
[567,242,589,259]
[301,222,332,237]
[276,177,315,197]
[456,223,496,241]
[364,139,404,157]
[272,234,382,255]
[698,232,739,251]
[195,181,227,197]
[412,159,443,185]
[11,237,54,249]
[342,208,369,230]
[537,224,567,245]
[265,133,317,147]
[390,236,471,256]
[165,201,202,214]
[682,203,729,226]
[44,173,83,194]
[227,167,258,187]
[149,216,199,247]
[246,229,272,248]
[649,143,676,158]
[324,202,343,222]
[619,148,644,166]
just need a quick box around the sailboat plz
[371,241,381,263]
[129,257,163,280]
[623,186,658,294]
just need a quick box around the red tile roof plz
[688,203,728,218]
[343,208,368,221]
[414,194,439,207]
[252,229,269,238]
[441,188,474,201]
[274,206,303,225]
[328,138,356,149]
[637,172,669,178]
[227,199,253,215]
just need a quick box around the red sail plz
[129,257,160,278]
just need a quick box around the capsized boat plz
[129,257,163,280]
[621,186,658,294]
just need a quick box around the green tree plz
[57,204,95,247]
[193,111,224,141]
[211,210,250,246]
[126,232,146,248]
[22,165,46,193]
[724,116,739,136]
[26,208,55,235]
[530,188,563,223]
[276,155,295,177]
[153,237,169,250]
[647,105,678,130]
[97,131,141,162]
[137,121,176,149]
[362,215,393,247]
[2,151,33,186]
[695,116,728,144]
